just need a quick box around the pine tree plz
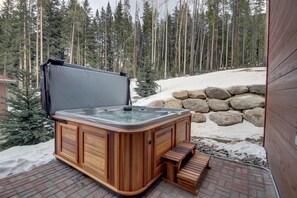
[142,1,153,66]
[105,2,114,71]
[0,70,53,150]
[135,58,158,97]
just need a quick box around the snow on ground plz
[199,139,266,160]
[0,139,54,179]
[191,113,263,141]
[132,67,266,161]
[0,67,266,179]
[132,67,266,105]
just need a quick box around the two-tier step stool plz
[162,141,211,194]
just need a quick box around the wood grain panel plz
[265,0,297,197]
[267,88,297,108]
[59,124,78,163]
[118,133,145,191]
[176,120,187,144]
[80,125,108,181]
[270,0,296,58]
[153,125,174,176]
[53,113,191,195]
[270,31,297,72]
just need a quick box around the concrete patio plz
[0,157,278,198]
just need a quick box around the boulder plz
[209,112,243,126]
[191,113,206,123]
[230,93,265,110]
[205,87,231,100]
[249,84,266,95]
[243,107,265,127]
[188,90,207,99]
[148,100,164,108]
[227,85,249,95]
[207,99,229,111]
[164,99,183,109]
[182,99,209,113]
[172,90,189,100]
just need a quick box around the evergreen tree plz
[0,70,53,150]
[114,0,124,72]
[135,58,158,97]
[141,1,153,66]
[0,0,17,76]
[105,2,113,71]
[44,0,63,58]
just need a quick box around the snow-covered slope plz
[0,67,266,179]
[132,67,266,105]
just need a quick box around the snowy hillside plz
[132,67,266,105]
[0,67,267,179]
[132,67,267,165]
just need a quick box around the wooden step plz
[162,141,197,182]
[176,153,211,195]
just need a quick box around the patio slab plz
[0,157,278,198]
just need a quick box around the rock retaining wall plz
[149,85,266,127]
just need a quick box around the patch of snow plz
[200,139,266,160]
[131,67,266,105]
[0,139,54,179]
[191,113,263,141]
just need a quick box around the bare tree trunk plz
[47,39,49,59]
[242,13,246,67]
[219,1,225,69]
[206,35,210,71]
[19,48,23,87]
[225,15,229,69]
[189,0,197,75]
[29,28,32,74]
[199,29,206,72]
[210,22,215,71]
[36,5,39,88]
[133,29,137,78]
[3,52,7,76]
[70,3,76,64]
[77,33,80,65]
[40,1,43,65]
[154,0,158,68]
[183,3,187,75]
[70,23,75,64]
[151,0,154,65]
[178,2,184,75]
[164,0,168,78]
[231,13,234,68]
[23,20,27,71]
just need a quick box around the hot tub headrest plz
[41,59,131,117]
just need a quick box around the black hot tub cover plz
[41,59,131,116]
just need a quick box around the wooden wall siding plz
[265,0,297,197]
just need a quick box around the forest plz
[0,0,266,85]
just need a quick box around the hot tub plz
[41,59,192,196]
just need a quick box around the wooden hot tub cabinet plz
[53,113,191,196]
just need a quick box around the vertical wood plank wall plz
[265,0,297,197]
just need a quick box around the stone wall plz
[149,85,266,127]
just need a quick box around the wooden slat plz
[266,0,297,197]
[270,0,297,59]
[177,153,210,188]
